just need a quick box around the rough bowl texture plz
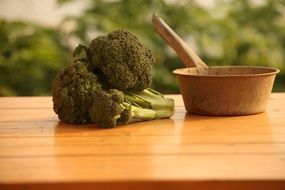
[173,66,279,115]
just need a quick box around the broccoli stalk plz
[89,89,174,128]
[124,88,174,118]
[124,102,157,120]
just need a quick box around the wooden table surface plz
[0,94,285,190]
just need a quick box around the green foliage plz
[59,0,285,92]
[0,20,71,96]
[1,0,285,96]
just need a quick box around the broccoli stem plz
[124,88,174,119]
[123,102,157,120]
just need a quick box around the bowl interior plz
[173,66,279,77]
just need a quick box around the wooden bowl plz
[173,66,279,115]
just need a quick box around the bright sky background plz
[0,0,218,26]
[0,0,87,26]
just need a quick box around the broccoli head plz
[52,61,102,123]
[89,89,130,128]
[89,29,154,91]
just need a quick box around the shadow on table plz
[53,117,176,136]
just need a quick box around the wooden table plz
[0,94,285,190]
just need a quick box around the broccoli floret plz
[89,29,154,91]
[89,89,174,128]
[73,43,91,63]
[89,89,126,128]
[52,61,102,123]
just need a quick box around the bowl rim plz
[173,66,280,77]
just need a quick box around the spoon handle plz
[152,14,208,69]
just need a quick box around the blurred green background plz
[0,0,284,96]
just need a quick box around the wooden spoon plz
[152,14,208,74]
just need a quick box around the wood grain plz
[0,94,285,189]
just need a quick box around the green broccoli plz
[52,61,102,123]
[89,89,174,128]
[73,43,90,63]
[89,29,154,91]
[52,29,175,128]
